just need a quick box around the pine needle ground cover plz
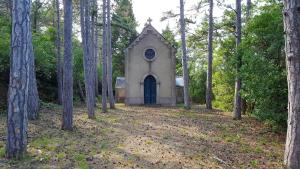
[0,104,285,169]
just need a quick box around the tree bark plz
[94,0,99,97]
[62,0,73,130]
[233,0,242,120]
[6,0,31,159]
[107,0,116,109]
[206,0,213,110]
[27,39,39,120]
[56,0,63,105]
[102,0,108,113]
[179,0,191,109]
[80,0,96,118]
[77,80,85,102]
[283,1,300,168]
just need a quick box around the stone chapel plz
[123,20,178,106]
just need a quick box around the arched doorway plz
[144,75,156,105]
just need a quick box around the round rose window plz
[145,49,156,60]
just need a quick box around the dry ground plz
[0,103,285,169]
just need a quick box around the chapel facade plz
[124,21,177,106]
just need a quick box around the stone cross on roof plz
[145,17,152,26]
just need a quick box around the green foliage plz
[0,146,5,158]
[240,3,287,128]
[111,0,138,83]
[162,26,182,75]
[213,36,236,111]
[186,20,209,103]
[0,14,11,74]
[212,2,287,129]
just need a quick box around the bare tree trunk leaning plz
[6,0,31,159]
[56,0,63,104]
[107,0,116,109]
[283,0,300,168]
[102,0,108,113]
[62,0,73,130]
[233,0,242,120]
[179,0,191,109]
[206,0,213,110]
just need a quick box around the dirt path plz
[0,104,285,169]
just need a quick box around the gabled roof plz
[126,23,176,50]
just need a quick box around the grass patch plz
[56,152,66,160]
[99,140,110,151]
[30,136,58,151]
[145,140,154,145]
[74,153,89,169]
[174,111,200,119]
[0,146,5,157]
[221,133,241,143]
[250,159,259,167]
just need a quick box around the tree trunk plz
[179,0,190,109]
[206,0,213,110]
[102,0,108,113]
[95,15,99,97]
[56,0,63,105]
[246,0,251,21]
[32,0,40,33]
[80,0,96,118]
[77,80,85,102]
[6,0,31,159]
[27,40,40,120]
[233,0,242,120]
[283,1,300,168]
[107,0,116,109]
[62,0,73,130]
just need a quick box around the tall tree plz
[233,0,242,120]
[179,0,191,109]
[94,0,100,97]
[283,0,300,168]
[32,0,41,33]
[206,0,213,109]
[6,0,32,158]
[111,0,138,80]
[102,0,108,113]
[107,0,116,109]
[55,0,63,104]
[80,0,96,118]
[62,0,73,130]
[246,0,251,20]
[27,36,40,120]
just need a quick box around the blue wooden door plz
[144,75,156,105]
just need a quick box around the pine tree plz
[102,0,108,113]
[283,0,300,168]
[6,0,32,158]
[107,0,116,109]
[62,0,73,130]
[179,0,191,109]
[206,0,213,110]
[233,0,242,120]
[55,0,63,105]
